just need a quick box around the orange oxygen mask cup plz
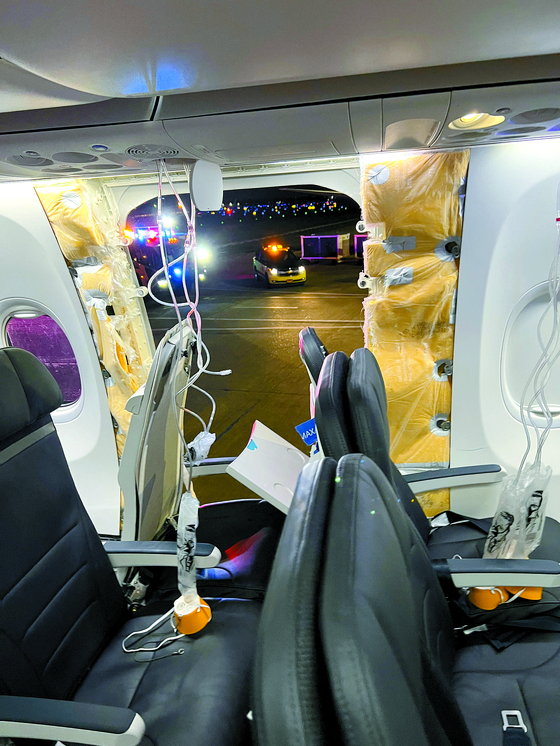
[468,586,510,611]
[174,594,212,635]
[469,585,543,610]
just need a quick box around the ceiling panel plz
[163,103,357,164]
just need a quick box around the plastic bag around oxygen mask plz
[483,463,552,560]
[173,488,212,635]
[467,463,552,611]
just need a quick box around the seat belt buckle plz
[502,711,528,732]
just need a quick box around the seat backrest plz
[320,454,473,746]
[253,458,341,746]
[0,348,126,700]
[298,327,328,385]
[314,351,355,459]
[347,347,431,542]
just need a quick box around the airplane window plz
[6,314,81,405]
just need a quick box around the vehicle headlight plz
[270,268,278,275]
[298,266,305,273]
[198,273,205,280]
[157,280,168,288]
[197,247,210,262]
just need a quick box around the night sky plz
[127,184,361,257]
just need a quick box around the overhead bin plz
[163,103,357,164]
[0,97,156,135]
[0,58,105,113]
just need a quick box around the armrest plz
[104,540,222,569]
[191,457,236,478]
[404,464,505,494]
[440,558,560,588]
[0,696,145,746]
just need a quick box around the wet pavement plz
[146,252,365,503]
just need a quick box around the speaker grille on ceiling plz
[6,155,53,167]
[510,108,560,125]
[126,144,181,158]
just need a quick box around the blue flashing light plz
[173,267,182,277]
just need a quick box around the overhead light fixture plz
[449,112,505,131]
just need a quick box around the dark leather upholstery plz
[321,455,560,746]
[253,459,339,746]
[0,348,62,441]
[320,455,472,746]
[75,600,260,746]
[453,631,560,745]
[315,348,431,541]
[298,327,328,385]
[342,345,560,624]
[0,348,260,745]
[0,418,127,699]
[315,352,355,460]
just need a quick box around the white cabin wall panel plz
[0,182,121,534]
[451,140,560,522]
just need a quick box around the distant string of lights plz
[210,198,348,220]
[145,197,350,222]
[130,196,354,242]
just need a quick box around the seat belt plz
[502,711,531,745]
[464,615,560,650]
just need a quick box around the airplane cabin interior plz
[2,2,560,745]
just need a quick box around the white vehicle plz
[1,4,560,745]
[253,244,306,286]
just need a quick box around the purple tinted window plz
[6,315,82,405]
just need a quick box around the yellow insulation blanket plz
[36,184,105,261]
[361,151,469,516]
[362,151,468,246]
[36,180,153,459]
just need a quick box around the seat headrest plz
[347,348,392,479]
[298,327,328,385]
[0,348,63,442]
[315,351,354,459]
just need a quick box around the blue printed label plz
[295,418,317,446]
